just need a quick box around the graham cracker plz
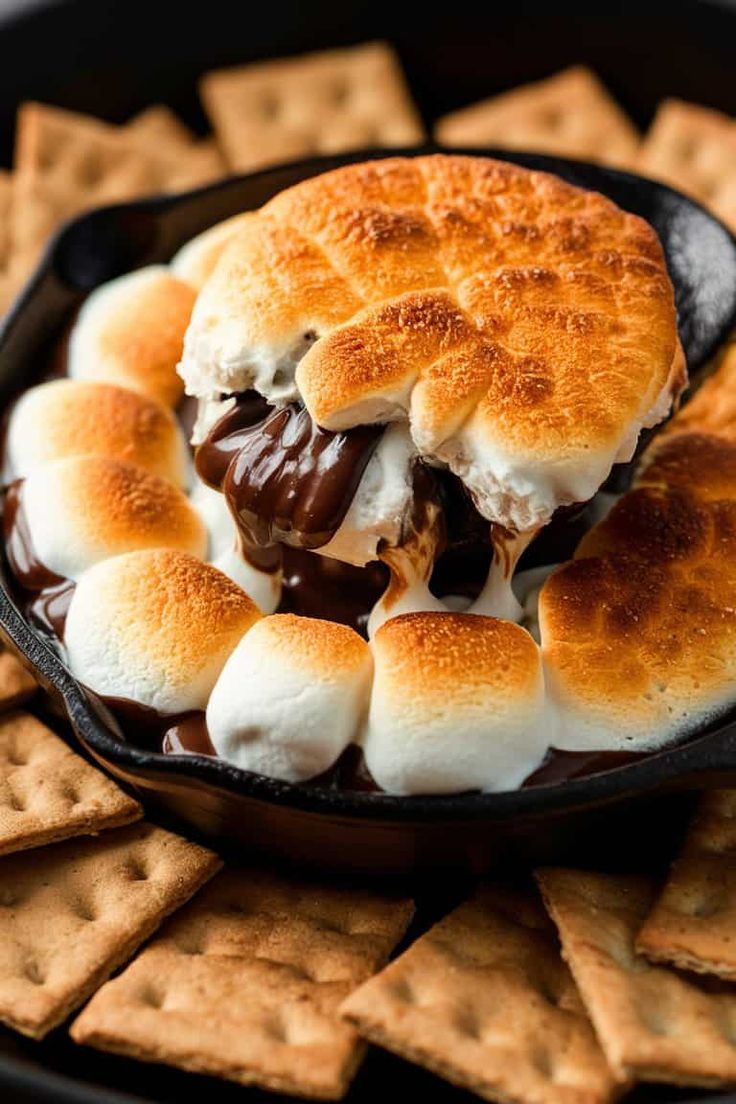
[0,821,221,1038]
[125,105,196,149]
[341,885,621,1104]
[200,41,425,173]
[0,650,37,711]
[0,710,141,857]
[71,866,413,1100]
[636,790,736,979]
[536,868,736,1087]
[0,169,24,315]
[11,101,224,283]
[435,66,640,168]
[637,99,736,232]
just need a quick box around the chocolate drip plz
[162,712,216,757]
[27,580,75,638]
[195,391,273,489]
[223,403,384,551]
[3,482,64,591]
[279,547,388,637]
[196,395,384,571]
[523,748,645,787]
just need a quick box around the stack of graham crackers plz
[1,708,735,1100]
[1,42,735,319]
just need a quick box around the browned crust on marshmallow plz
[662,338,736,443]
[435,66,640,169]
[341,885,621,1104]
[77,549,260,687]
[203,155,676,463]
[71,866,413,1098]
[636,789,736,979]
[539,427,736,732]
[373,612,541,702]
[78,272,196,407]
[249,614,370,676]
[536,868,736,1087]
[9,379,186,485]
[32,455,206,559]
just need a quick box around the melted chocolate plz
[523,748,645,787]
[279,547,388,636]
[27,579,75,638]
[197,397,385,564]
[162,712,216,757]
[3,482,64,591]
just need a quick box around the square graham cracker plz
[435,66,640,168]
[71,866,413,1100]
[638,99,736,232]
[200,41,425,173]
[341,885,622,1104]
[537,868,736,1088]
[11,101,223,282]
[0,710,141,857]
[0,649,37,712]
[636,789,736,979]
[0,821,221,1038]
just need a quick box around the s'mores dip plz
[8,150,731,798]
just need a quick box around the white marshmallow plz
[171,214,254,291]
[363,613,548,794]
[64,549,260,714]
[207,614,372,783]
[21,456,206,582]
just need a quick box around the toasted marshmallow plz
[207,614,372,782]
[364,612,547,794]
[5,380,188,487]
[21,456,206,582]
[68,267,196,408]
[171,213,255,291]
[319,423,416,566]
[540,435,736,751]
[65,549,260,713]
[189,477,281,613]
[180,156,680,531]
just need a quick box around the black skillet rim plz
[1,145,736,825]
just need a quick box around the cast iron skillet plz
[2,146,736,879]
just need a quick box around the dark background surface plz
[1,0,736,1100]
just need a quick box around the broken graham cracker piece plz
[0,821,221,1039]
[341,885,621,1104]
[0,710,141,857]
[200,41,425,173]
[636,790,736,980]
[11,101,224,283]
[71,866,413,1100]
[0,650,37,711]
[637,99,736,232]
[536,868,736,1087]
[435,66,640,169]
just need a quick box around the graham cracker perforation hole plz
[138,982,164,1009]
[0,888,19,907]
[72,898,97,923]
[390,976,415,1004]
[453,1004,482,1040]
[126,857,149,882]
[24,960,45,986]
